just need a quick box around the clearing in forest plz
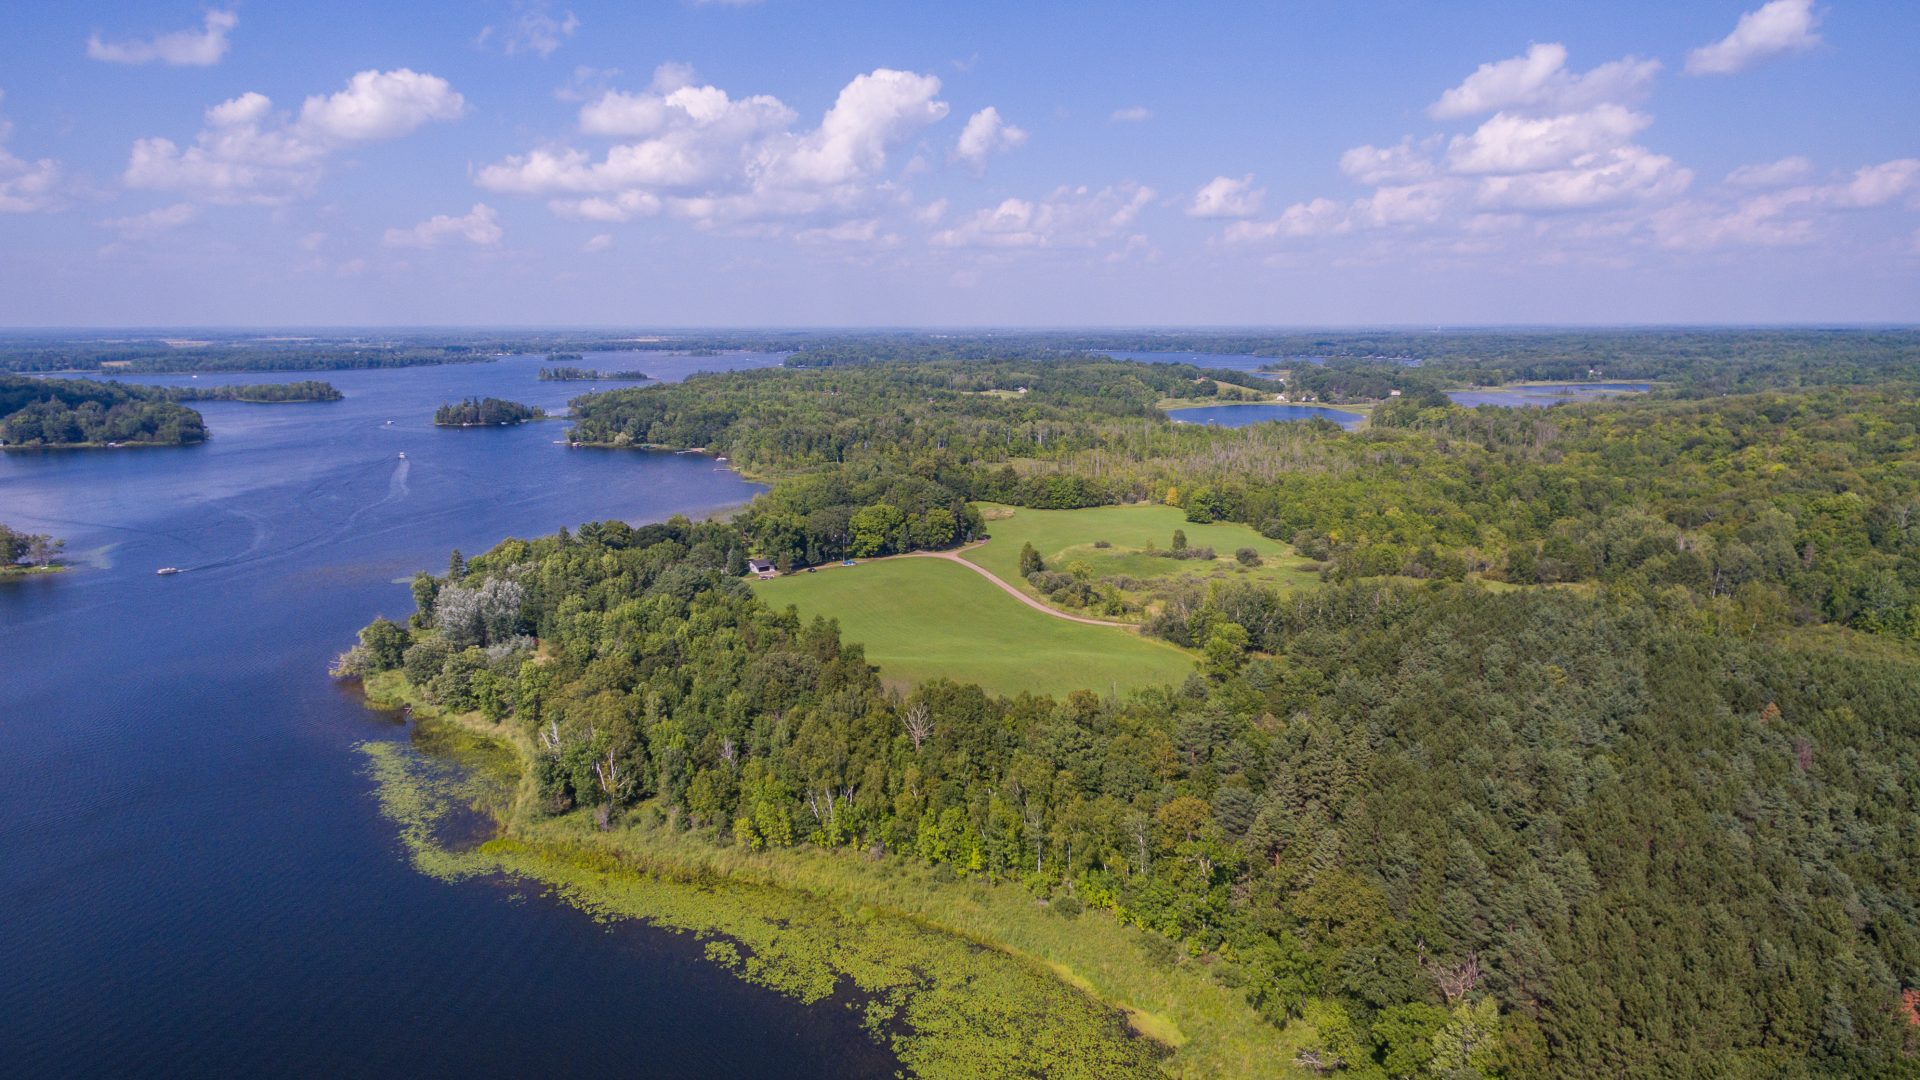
[964,502,1322,619]
[753,557,1193,697]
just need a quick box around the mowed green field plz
[966,502,1322,600]
[754,558,1194,697]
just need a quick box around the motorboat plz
[156,567,181,576]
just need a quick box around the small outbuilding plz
[747,558,777,579]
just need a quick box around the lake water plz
[1165,402,1365,429]
[0,352,901,1077]
[1446,382,1651,407]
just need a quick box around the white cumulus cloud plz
[479,66,950,234]
[1429,43,1660,119]
[384,203,503,247]
[124,70,467,203]
[952,107,1027,170]
[0,92,68,214]
[1830,159,1920,207]
[1656,158,1919,249]
[297,69,468,142]
[1340,138,1437,185]
[932,183,1153,249]
[1686,0,1823,76]
[1221,41,1705,250]
[1446,105,1651,174]
[1476,146,1690,211]
[777,69,949,186]
[1727,156,1815,187]
[88,10,237,67]
[1187,174,1265,218]
[1223,198,1353,243]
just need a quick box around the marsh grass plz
[354,685,1313,1077]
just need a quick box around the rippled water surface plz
[0,352,900,1077]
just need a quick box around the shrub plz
[1028,570,1075,594]
[328,644,371,679]
[402,636,452,687]
[1139,931,1181,968]
[1019,541,1045,576]
[1235,547,1262,566]
[359,618,410,671]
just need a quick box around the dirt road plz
[899,548,1135,629]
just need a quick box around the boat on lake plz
[156,567,180,576]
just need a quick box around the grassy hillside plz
[754,557,1194,695]
[967,503,1322,609]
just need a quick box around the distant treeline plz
[538,366,650,382]
[433,397,544,426]
[773,329,1920,399]
[0,331,772,374]
[0,346,497,374]
[7,329,1917,394]
[161,380,342,403]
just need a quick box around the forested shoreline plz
[162,380,342,403]
[340,337,1920,1077]
[1,523,64,575]
[0,375,207,447]
[539,366,650,382]
[0,375,340,448]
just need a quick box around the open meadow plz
[753,556,1194,696]
[966,502,1323,614]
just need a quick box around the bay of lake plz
[0,351,900,1077]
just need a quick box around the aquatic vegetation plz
[359,728,1172,1078]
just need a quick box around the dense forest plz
[162,380,342,403]
[539,366,650,382]
[566,359,1920,644]
[0,375,338,447]
[433,398,545,426]
[345,517,1920,1077]
[338,336,1920,1076]
[0,375,207,447]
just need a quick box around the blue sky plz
[0,0,1914,326]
